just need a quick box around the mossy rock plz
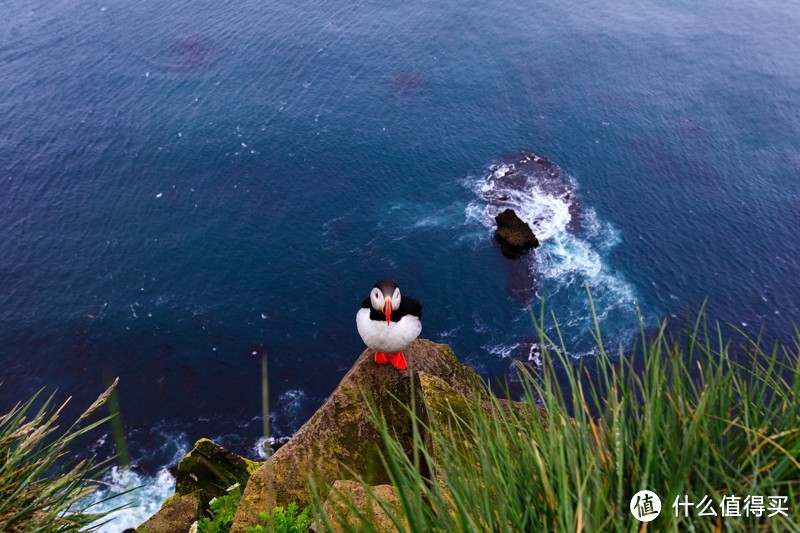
[135,491,202,533]
[230,339,486,532]
[175,438,262,509]
[311,480,407,533]
[417,371,474,434]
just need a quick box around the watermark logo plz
[630,490,662,522]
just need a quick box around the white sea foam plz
[255,389,311,439]
[81,432,189,532]
[482,342,520,359]
[251,436,271,460]
[246,391,310,460]
[250,435,292,461]
[522,343,542,367]
[466,154,642,355]
[279,389,307,419]
[477,182,572,243]
[85,467,176,532]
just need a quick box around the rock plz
[230,339,486,532]
[414,371,478,495]
[175,438,262,510]
[416,372,474,435]
[135,492,202,533]
[311,480,407,532]
[479,151,579,301]
[494,208,539,258]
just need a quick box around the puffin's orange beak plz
[384,296,392,324]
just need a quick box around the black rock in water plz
[494,208,539,258]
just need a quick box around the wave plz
[466,151,643,356]
[85,467,177,532]
[82,432,189,532]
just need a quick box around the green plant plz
[314,303,800,532]
[196,494,311,533]
[197,492,240,533]
[0,380,123,532]
[246,502,312,533]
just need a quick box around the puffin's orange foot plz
[374,352,389,365]
[388,352,408,370]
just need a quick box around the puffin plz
[356,280,422,370]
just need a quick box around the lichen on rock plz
[311,480,407,532]
[175,438,262,509]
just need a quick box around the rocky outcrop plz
[135,492,202,533]
[135,339,535,533]
[494,208,539,258]
[230,339,487,532]
[175,438,262,509]
[135,439,261,533]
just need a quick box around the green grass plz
[0,380,124,532]
[316,304,800,532]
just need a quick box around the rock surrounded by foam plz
[494,208,539,258]
[481,151,578,239]
[470,150,642,357]
[474,151,579,301]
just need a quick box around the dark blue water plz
[2,0,799,527]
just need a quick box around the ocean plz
[2,0,799,528]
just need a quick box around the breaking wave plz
[85,467,177,532]
[466,151,644,356]
[82,432,189,532]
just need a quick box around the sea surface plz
[2,0,799,528]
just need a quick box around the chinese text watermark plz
[630,491,790,522]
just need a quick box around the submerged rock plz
[230,339,487,532]
[391,71,424,96]
[494,208,539,258]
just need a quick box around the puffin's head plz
[370,279,401,324]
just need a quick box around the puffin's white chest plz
[356,308,422,353]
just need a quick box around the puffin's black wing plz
[362,298,382,321]
[394,296,422,321]
[362,295,422,322]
